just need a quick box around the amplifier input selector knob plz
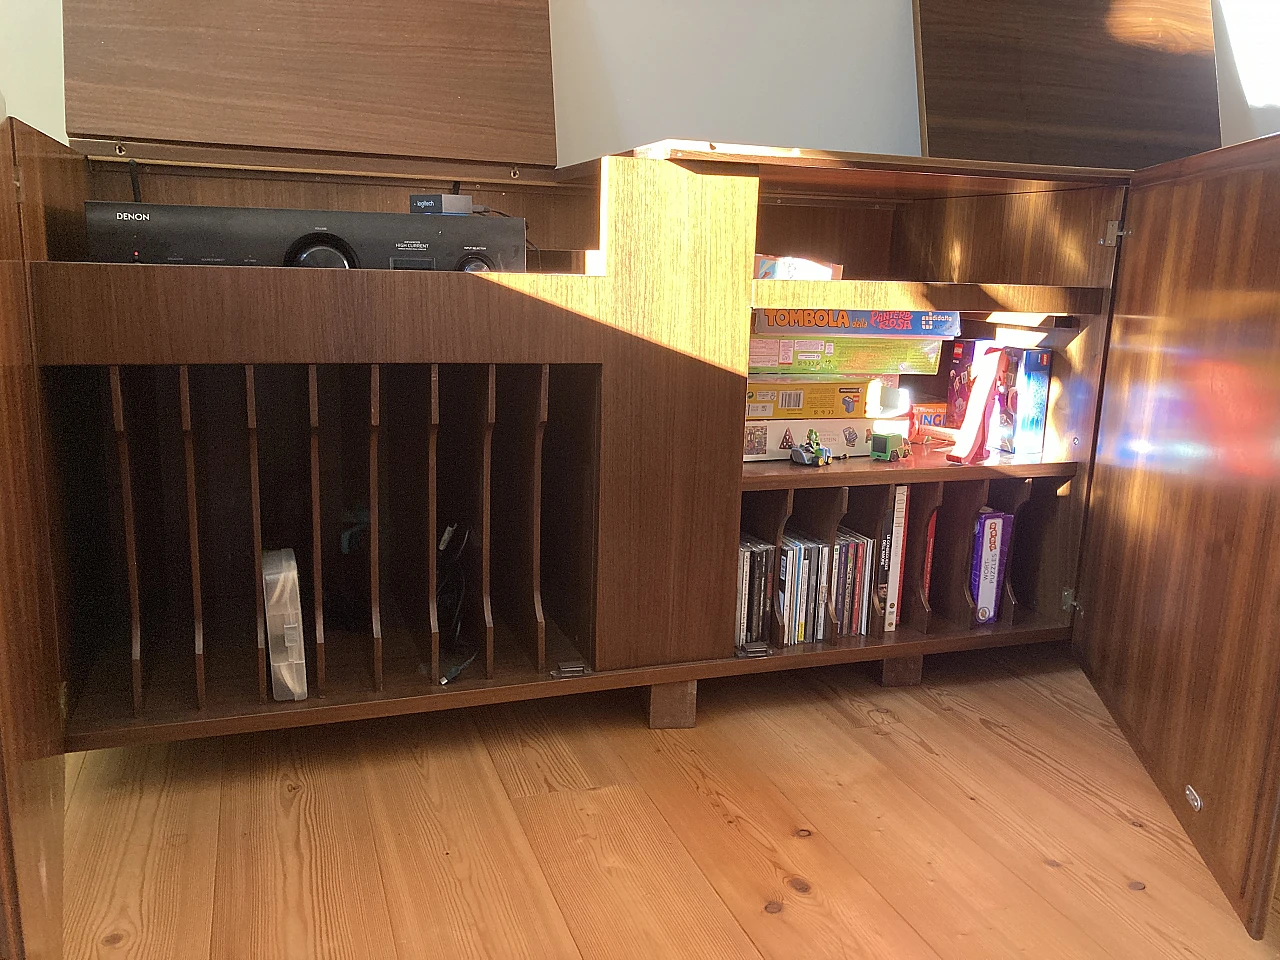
[458,256,492,273]
[291,243,352,268]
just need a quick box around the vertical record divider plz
[110,366,144,716]
[481,364,496,678]
[740,488,793,648]
[929,479,991,629]
[178,366,207,709]
[491,365,549,672]
[246,366,268,702]
[425,366,441,681]
[309,366,326,694]
[369,364,383,691]
[901,482,944,634]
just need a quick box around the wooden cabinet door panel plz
[0,119,65,960]
[1078,134,1280,938]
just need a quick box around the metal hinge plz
[550,659,590,679]
[1185,784,1203,812]
[1062,588,1083,618]
[58,682,68,721]
[1100,219,1132,247]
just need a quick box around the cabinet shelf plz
[752,278,1106,316]
[742,447,1080,491]
[64,613,1066,751]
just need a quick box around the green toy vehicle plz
[869,432,911,463]
[790,429,832,467]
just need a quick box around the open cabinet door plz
[0,119,67,959]
[1077,133,1280,939]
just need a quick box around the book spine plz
[747,545,757,642]
[763,545,776,639]
[971,512,1011,624]
[861,536,873,635]
[797,546,810,644]
[885,485,909,633]
[777,546,790,645]
[739,542,751,645]
[817,543,830,641]
[833,539,846,635]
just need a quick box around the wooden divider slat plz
[989,477,1036,627]
[902,482,945,634]
[531,365,549,671]
[929,479,991,628]
[309,364,326,694]
[740,488,793,647]
[178,365,206,709]
[491,365,550,672]
[370,363,383,692]
[427,365,440,682]
[245,366,268,702]
[110,366,144,716]
[481,364,496,679]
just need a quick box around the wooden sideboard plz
[3,120,1280,953]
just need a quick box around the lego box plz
[993,347,1053,456]
[743,418,909,461]
[945,339,997,428]
[748,336,941,375]
[745,377,908,420]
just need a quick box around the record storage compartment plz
[48,362,600,741]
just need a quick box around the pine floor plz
[65,644,1280,960]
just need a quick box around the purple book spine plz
[970,511,1012,624]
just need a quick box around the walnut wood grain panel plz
[308,365,326,693]
[742,449,1078,492]
[916,0,1221,168]
[0,120,64,960]
[890,185,1126,289]
[1077,136,1280,938]
[64,0,557,166]
[178,367,207,708]
[755,203,895,277]
[245,367,268,702]
[10,119,89,261]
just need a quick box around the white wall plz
[548,0,922,167]
[0,0,67,142]
[1213,0,1280,146]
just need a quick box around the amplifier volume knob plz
[291,243,352,268]
[458,256,492,273]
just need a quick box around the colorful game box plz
[970,508,1012,625]
[743,419,909,461]
[748,336,941,375]
[946,339,996,429]
[746,377,899,420]
[753,254,843,280]
[910,402,950,442]
[992,347,1053,456]
[754,309,961,338]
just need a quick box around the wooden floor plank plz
[595,709,944,960]
[64,751,87,812]
[64,743,221,960]
[210,727,397,960]
[472,694,635,798]
[354,713,582,959]
[849,709,1277,959]
[513,783,765,960]
[62,646,1274,959]
[699,676,1118,960]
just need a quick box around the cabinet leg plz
[646,680,697,729]
[876,655,923,687]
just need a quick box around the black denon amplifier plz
[85,201,526,272]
